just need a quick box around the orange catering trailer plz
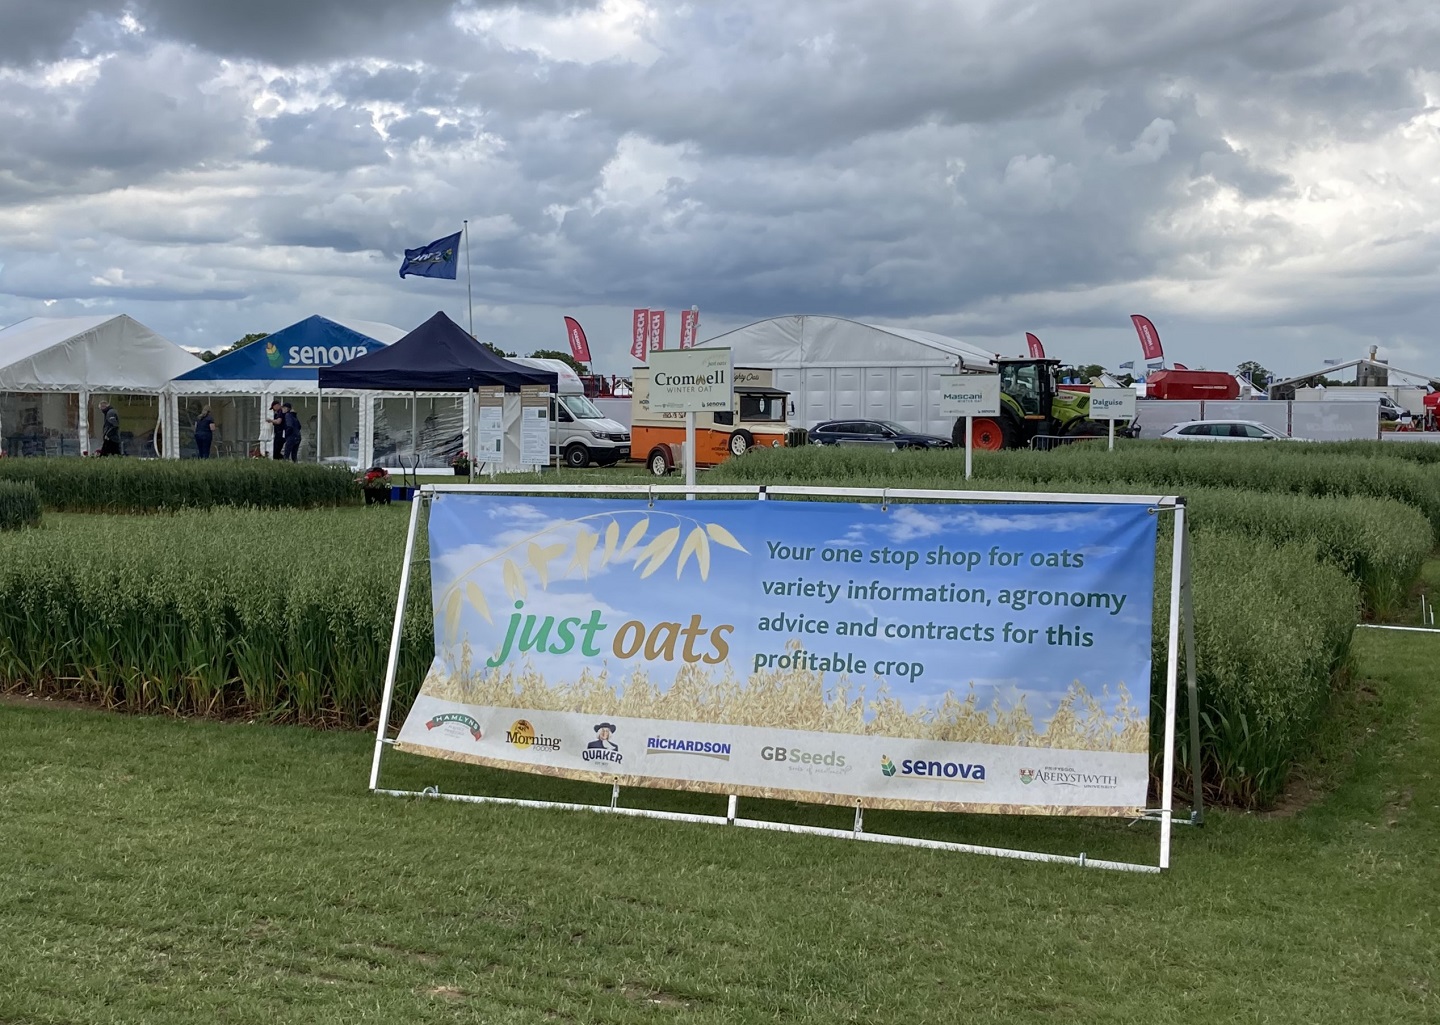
[630,366,809,475]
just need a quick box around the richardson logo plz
[425,713,483,741]
[760,746,849,774]
[506,719,561,752]
[646,736,732,761]
[582,722,623,765]
[881,755,986,783]
[1019,766,1119,790]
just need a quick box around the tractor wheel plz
[968,417,1010,451]
[1066,420,1108,438]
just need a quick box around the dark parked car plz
[808,419,954,449]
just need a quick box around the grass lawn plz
[2,631,1438,1024]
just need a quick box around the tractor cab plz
[997,358,1060,421]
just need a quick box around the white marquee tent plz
[0,314,202,457]
[694,315,1000,435]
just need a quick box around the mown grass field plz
[2,626,1437,1025]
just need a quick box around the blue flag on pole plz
[399,231,462,279]
[1118,360,1134,369]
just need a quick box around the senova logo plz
[881,756,986,783]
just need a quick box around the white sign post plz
[1089,388,1137,451]
[938,375,1001,479]
[647,348,734,495]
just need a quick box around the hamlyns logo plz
[646,737,732,761]
[286,344,369,367]
[425,713,482,741]
[582,722,622,765]
[506,719,560,752]
[884,757,986,782]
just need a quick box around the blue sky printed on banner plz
[427,496,1157,723]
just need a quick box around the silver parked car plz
[1160,419,1289,441]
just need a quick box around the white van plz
[509,358,631,467]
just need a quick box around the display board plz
[646,348,734,413]
[519,384,551,467]
[936,375,1000,417]
[395,495,1160,816]
[475,389,504,464]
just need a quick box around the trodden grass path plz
[1,629,1437,1025]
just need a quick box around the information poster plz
[476,389,504,463]
[398,497,1158,815]
[519,385,550,467]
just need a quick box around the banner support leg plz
[1181,519,1205,826]
[369,490,425,791]
[1158,500,1186,869]
[726,794,737,824]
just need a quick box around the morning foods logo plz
[582,722,622,765]
[1019,766,1118,790]
[646,736,732,761]
[424,713,482,741]
[506,719,560,752]
[881,755,986,782]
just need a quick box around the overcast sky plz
[1,0,1437,377]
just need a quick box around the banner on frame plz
[396,496,1159,815]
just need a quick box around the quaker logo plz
[883,757,986,783]
[1021,765,1119,790]
[582,722,622,765]
[425,713,483,741]
[646,736,731,761]
[265,341,283,368]
[506,719,561,752]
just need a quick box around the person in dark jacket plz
[281,403,303,462]
[270,400,285,459]
[99,400,121,456]
[194,406,215,459]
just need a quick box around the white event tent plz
[694,315,1000,435]
[0,314,202,458]
[167,315,407,462]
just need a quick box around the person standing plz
[281,403,303,462]
[194,406,215,459]
[270,400,286,459]
[99,400,122,456]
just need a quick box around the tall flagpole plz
[463,219,474,337]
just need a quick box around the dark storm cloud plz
[1,0,1438,375]
[0,1,593,66]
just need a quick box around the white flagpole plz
[463,220,474,338]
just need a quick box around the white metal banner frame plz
[370,483,1201,874]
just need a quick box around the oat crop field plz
[2,625,1437,1025]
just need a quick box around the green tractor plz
[952,358,1135,451]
